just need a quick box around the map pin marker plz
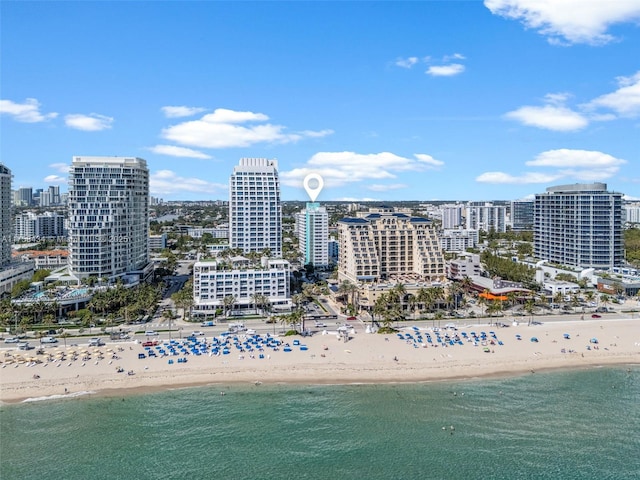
[303,173,324,202]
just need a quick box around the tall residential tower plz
[0,163,12,267]
[534,183,623,269]
[68,156,150,281]
[229,158,282,258]
[295,203,329,268]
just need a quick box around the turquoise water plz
[2,367,639,480]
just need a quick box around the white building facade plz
[465,202,507,233]
[192,257,291,316]
[534,183,624,269]
[229,158,282,258]
[295,202,329,268]
[440,228,479,252]
[14,211,66,241]
[68,156,150,281]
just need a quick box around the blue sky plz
[1,1,639,202]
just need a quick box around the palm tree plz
[371,294,387,327]
[222,295,236,319]
[524,297,536,326]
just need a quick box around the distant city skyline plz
[1,2,639,202]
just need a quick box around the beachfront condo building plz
[337,211,445,284]
[192,256,292,317]
[1,163,13,267]
[68,156,151,281]
[534,183,624,269]
[229,158,282,258]
[295,202,329,268]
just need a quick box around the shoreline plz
[2,318,639,404]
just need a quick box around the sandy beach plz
[2,318,639,404]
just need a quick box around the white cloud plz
[65,113,113,131]
[280,151,445,188]
[148,145,212,159]
[426,64,465,77]
[395,57,419,68]
[475,171,562,184]
[161,108,332,148]
[505,104,588,131]
[49,163,71,173]
[526,149,627,168]
[443,53,466,62]
[477,148,627,185]
[485,0,640,45]
[414,154,445,168]
[0,98,58,123]
[335,197,381,202]
[368,183,408,192]
[558,167,620,181]
[161,105,207,118]
[43,175,66,184]
[200,108,269,124]
[150,170,227,195]
[584,71,640,117]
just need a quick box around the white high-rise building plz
[465,202,507,233]
[68,156,150,281]
[295,202,329,268]
[0,163,12,267]
[534,183,624,269]
[441,205,464,229]
[229,158,282,258]
[14,211,66,241]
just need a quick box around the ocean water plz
[1,367,639,480]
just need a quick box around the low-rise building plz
[192,256,292,317]
[149,233,167,251]
[13,249,69,269]
[440,229,479,252]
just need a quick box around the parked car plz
[4,337,19,343]
[89,338,105,346]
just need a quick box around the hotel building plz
[337,210,445,284]
[192,256,291,316]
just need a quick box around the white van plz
[41,336,58,344]
[227,323,246,333]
